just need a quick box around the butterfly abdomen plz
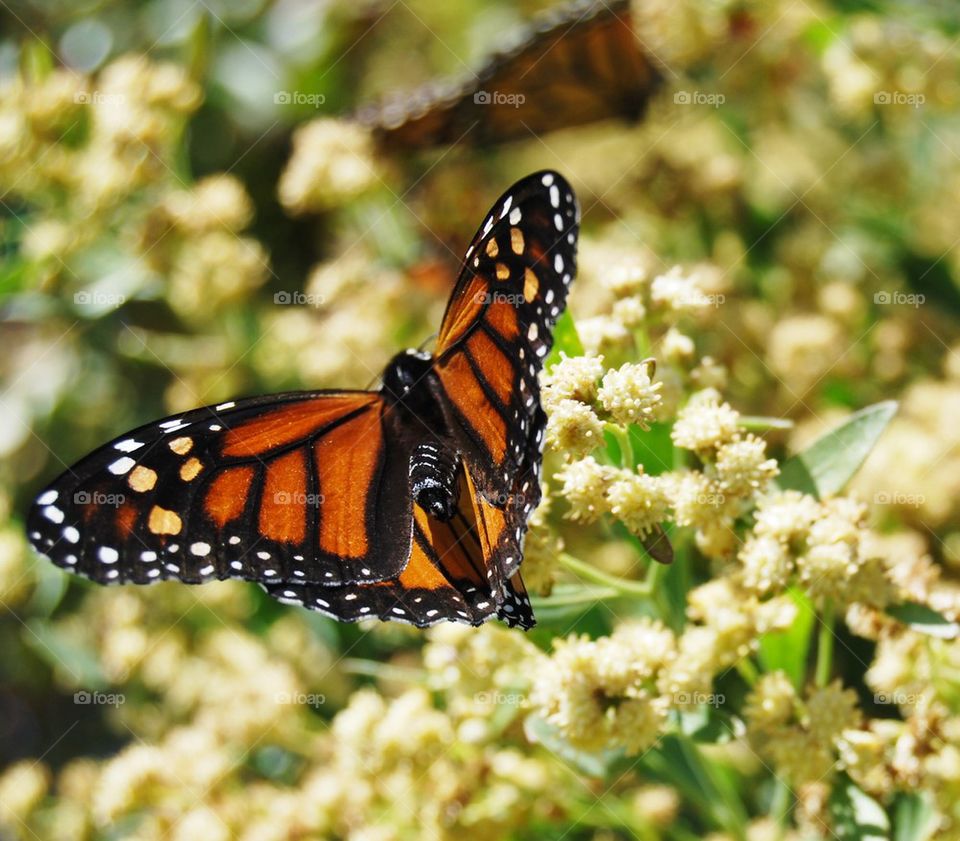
[410,441,460,521]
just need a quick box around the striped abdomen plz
[410,441,460,521]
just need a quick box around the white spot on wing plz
[37,490,58,505]
[99,546,119,564]
[108,457,136,476]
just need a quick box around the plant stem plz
[769,776,792,836]
[530,587,620,607]
[605,422,635,471]
[556,551,652,597]
[340,659,428,684]
[736,658,759,687]
[739,415,795,432]
[645,556,666,589]
[815,598,836,688]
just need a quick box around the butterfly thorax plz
[381,348,435,403]
[382,349,461,521]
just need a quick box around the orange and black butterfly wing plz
[432,170,577,515]
[26,392,416,587]
[264,463,535,628]
[355,0,662,150]
[259,171,580,628]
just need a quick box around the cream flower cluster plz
[739,491,894,609]
[531,620,675,755]
[745,673,862,785]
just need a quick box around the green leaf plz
[544,309,584,368]
[758,587,816,689]
[629,421,675,475]
[524,714,622,778]
[675,706,737,744]
[893,792,938,841]
[24,619,109,689]
[776,401,898,498]
[643,735,749,834]
[887,603,959,640]
[25,554,69,618]
[828,775,890,841]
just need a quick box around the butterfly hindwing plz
[266,464,535,628]
[26,392,416,588]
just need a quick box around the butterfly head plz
[381,348,435,404]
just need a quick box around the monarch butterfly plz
[27,171,580,629]
[355,0,662,150]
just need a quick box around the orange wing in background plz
[355,0,662,150]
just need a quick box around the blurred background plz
[1,0,960,838]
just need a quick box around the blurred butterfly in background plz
[27,171,581,629]
[355,0,662,150]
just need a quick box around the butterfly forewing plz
[27,170,580,630]
[434,170,578,506]
[356,0,662,150]
[27,392,415,588]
